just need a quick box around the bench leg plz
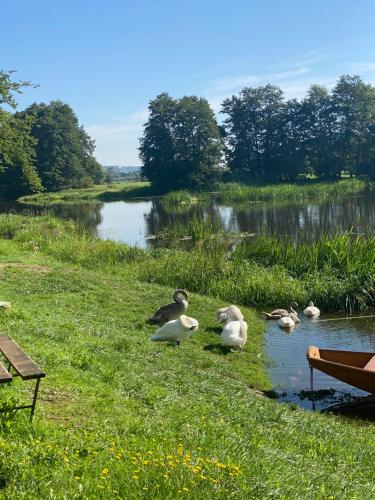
[30,378,41,422]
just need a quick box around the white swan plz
[217,305,247,349]
[303,301,320,317]
[216,305,244,322]
[221,320,248,349]
[278,315,297,329]
[150,315,198,346]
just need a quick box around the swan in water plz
[150,315,198,346]
[263,303,298,320]
[217,305,247,350]
[303,301,320,317]
[216,305,244,322]
[278,316,296,329]
[147,289,188,325]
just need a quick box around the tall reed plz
[2,214,375,312]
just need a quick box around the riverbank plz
[18,180,153,204]
[6,213,372,312]
[18,178,371,206]
[0,214,375,498]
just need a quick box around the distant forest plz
[2,70,375,198]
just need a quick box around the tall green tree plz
[222,85,286,182]
[0,71,42,198]
[140,93,223,191]
[18,101,103,191]
[298,85,340,179]
[332,75,375,176]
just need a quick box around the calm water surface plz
[265,314,375,411]
[2,191,375,247]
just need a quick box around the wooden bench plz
[0,335,45,421]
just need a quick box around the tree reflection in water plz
[1,191,375,248]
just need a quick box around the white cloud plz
[85,109,148,165]
[211,67,310,93]
[342,62,375,74]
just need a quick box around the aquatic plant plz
[2,214,375,311]
[214,179,368,204]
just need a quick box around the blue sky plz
[2,0,375,165]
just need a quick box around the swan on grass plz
[147,289,188,325]
[150,315,198,346]
[303,301,320,317]
[216,305,244,323]
[217,305,247,350]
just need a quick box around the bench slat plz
[0,362,12,384]
[0,336,45,380]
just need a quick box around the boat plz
[306,346,375,394]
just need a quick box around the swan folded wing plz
[147,302,180,324]
[221,320,247,347]
[150,316,198,342]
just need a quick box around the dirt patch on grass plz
[41,387,76,405]
[0,263,50,274]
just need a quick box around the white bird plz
[278,314,298,329]
[303,301,320,317]
[217,305,247,349]
[216,305,244,322]
[220,320,248,349]
[150,315,198,346]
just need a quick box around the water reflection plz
[265,314,375,411]
[1,191,375,248]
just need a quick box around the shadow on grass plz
[203,343,233,356]
[205,326,222,335]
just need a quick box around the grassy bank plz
[2,214,374,312]
[0,215,375,497]
[19,178,370,207]
[213,178,370,204]
[19,181,153,204]
[160,178,371,208]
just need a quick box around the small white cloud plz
[342,62,375,74]
[85,109,147,165]
[212,67,310,93]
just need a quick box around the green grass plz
[18,181,153,204]
[20,178,371,209]
[159,178,370,206]
[2,213,374,312]
[0,215,375,497]
[214,179,370,204]
[0,216,375,498]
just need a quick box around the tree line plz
[140,75,375,190]
[0,71,104,199]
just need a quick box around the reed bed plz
[2,214,375,312]
[214,179,368,204]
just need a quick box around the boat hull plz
[307,346,375,394]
